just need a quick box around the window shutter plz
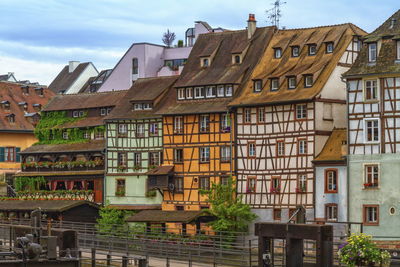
[15,147,21,162]
[0,147,4,162]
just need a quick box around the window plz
[95,130,104,139]
[132,58,138,75]
[291,46,300,57]
[326,42,334,53]
[325,204,338,221]
[206,86,216,98]
[174,116,183,134]
[298,139,307,155]
[149,123,158,136]
[363,205,379,225]
[247,177,256,193]
[4,147,15,162]
[7,114,15,123]
[220,146,231,162]
[225,85,233,96]
[248,142,256,158]
[364,80,378,101]
[273,209,282,221]
[234,54,241,64]
[72,111,79,118]
[202,58,209,67]
[257,107,265,123]
[194,87,204,98]
[304,75,313,87]
[220,176,230,185]
[364,119,379,143]
[100,108,106,116]
[118,124,128,136]
[308,44,317,55]
[133,153,141,168]
[83,131,90,139]
[364,164,379,188]
[244,108,252,123]
[274,48,282,58]
[217,85,225,97]
[276,141,284,156]
[178,88,185,100]
[62,131,68,140]
[270,78,279,91]
[221,113,231,132]
[271,177,281,193]
[397,40,400,60]
[368,43,377,62]
[254,80,263,92]
[118,152,127,167]
[288,76,296,89]
[174,149,183,163]
[297,174,307,193]
[107,107,112,114]
[174,177,184,193]
[325,169,338,193]
[186,88,193,99]
[143,103,152,110]
[175,205,184,210]
[149,152,161,166]
[199,115,210,133]
[136,124,145,137]
[133,103,143,110]
[296,104,307,119]
[79,111,84,117]
[200,177,210,190]
[116,179,125,196]
[199,147,210,163]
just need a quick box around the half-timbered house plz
[229,23,366,224]
[16,91,126,204]
[104,76,178,211]
[344,10,400,236]
[143,15,274,231]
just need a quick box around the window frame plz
[149,151,161,167]
[363,118,380,143]
[206,86,216,98]
[248,142,256,158]
[220,113,231,132]
[368,42,377,62]
[254,80,263,92]
[174,177,184,193]
[295,104,307,120]
[132,58,139,75]
[177,88,185,100]
[115,179,126,196]
[220,146,231,163]
[308,44,317,56]
[217,85,225,97]
[186,87,193,99]
[291,46,300,57]
[273,208,282,221]
[297,174,307,193]
[397,40,400,60]
[174,116,184,134]
[199,176,210,190]
[133,152,141,168]
[174,149,184,164]
[324,168,338,193]
[325,203,338,222]
[270,78,279,91]
[149,122,159,136]
[117,152,127,167]
[100,108,106,116]
[297,139,307,155]
[363,205,379,226]
[288,76,296,89]
[199,114,210,133]
[363,79,379,101]
[271,176,281,193]
[257,107,265,123]
[199,147,210,163]
[118,124,128,137]
[276,140,285,157]
[225,85,233,96]
[194,87,204,99]
[136,123,145,138]
[304,75,313,87]
[363,164,379,189]
[325,42,334,53]
[246,176,257,194]
[4,147,15,162]
[274,48,282,59]
[244,108,252,124]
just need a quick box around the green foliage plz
[338,233,391,267]
[96,203,135,236]
[177,40,184,47]
[14,176,46,191]
[199,177,257,233]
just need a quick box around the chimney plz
[69,61,80,73]
[341,140,347,157]
[247,14,257,39]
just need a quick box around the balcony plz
[14,190,95,202]
[21,160,104,172]
[146,165,174,191]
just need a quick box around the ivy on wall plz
[14,176,46,191]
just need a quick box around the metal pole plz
[249,239,252,267]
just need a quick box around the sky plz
[0,0,398,85]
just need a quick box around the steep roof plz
[0,82,54,132]
[158,27,275,115]
[106,76,178,120]
[0,200,99,212]
[79,69,112,93]
[21,140,104,154]
[230,24,366,106]
[313,128,346,163]
[48,62,93,94]
[43,90,127,111]
[344,10,400,77]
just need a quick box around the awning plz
[126,210,210,223]
[0,200,99,212]
[146,165,174,175]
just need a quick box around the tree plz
[200,177,257,233]
[162,29,176,47]
[96,204,129,236]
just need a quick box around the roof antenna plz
[266,0,286,29]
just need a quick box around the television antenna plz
[266,0,286,29]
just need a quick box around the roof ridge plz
[279,22,355,32]
[54,90,129,97]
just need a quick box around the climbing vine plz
[14,176,47,191]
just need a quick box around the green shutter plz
[0,147,4,162]
[15,147,21,162]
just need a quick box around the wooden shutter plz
[15,147,21,162]
[0,147,4,162]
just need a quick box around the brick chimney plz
[69,61,80,73]
[247,14,257,39]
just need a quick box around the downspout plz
[341,76,350,228]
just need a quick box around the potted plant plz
[115,189,125,197]
[146,190,157,197]
[270,187,280,193]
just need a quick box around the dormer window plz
[291,46,300,57]
[100,108,106,116]
[186,88,193,99]
[326,42,334,53]
[178,88,185,100]
[133,103,142,110]
[396,40,400,60]
[270,78,279,91]
[194,87,204,98]
[35,87,44,96]
[217,85,225,97]
[274,48,282,58]
[254,80,263,92]
[288,76,296,89]
[233,54,241,64]
[62,131,69,140]
[201,58,210,67]
[225,85,233,97]
[206,86,216,98]
[304,75,313,88]
[308,44,317,56]
[21,86,29,95]
[6,114,15,123]
[368,43,377,62]
[1,100,10,111]
[33,104,41,111]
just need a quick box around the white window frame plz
[143,103,152,110]
[363,163,380,188]
[225,85,233,96]
[136,124,145,137]
[194,87,204,99]
[72,111,79,118]
[326,42,334,53]
[296,104,307,119]
[118,124,128,135]
[277,141,285,156]
[174,116,183,134]
[199,115,210,132]
[186,88,193,99]
[248,143,256,157]
[217,85,225,97]
[274,48,282,58]
[308,45,317,55]
[288,77,296,89]
[298,140,307,154]
[365,206,378,223]
[254,80,263,92]
[220,146,231,162]
[200,147,210,163]
[368,43,377,62]
[363,118,380,143]
[202,58,210,67]
[177,88,185,100]
[100,108,106,116]
[134,103,143,110]
[206,86,216,98]
[149,122,158,136]
[363,79,379,101]
[326,205,338,222]
[304,75,313,87]
[270,78,279,91]
[221,114,230,132]
[244,108,252,123]
[291,46,299,57]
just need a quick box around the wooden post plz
[122,255,128,267]
[106,253,111,267]
[91,247,96,267]
[166,257,170,267]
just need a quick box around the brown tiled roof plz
[126,210,207,223]
[0,200,98,212]
[230,24,366,107]
[48,63,91,94]
[43,90,127,111]
[57,116,105,128]
[108,204,161,210]
[0,81,54,132]
[79,69,112,93]
[159,27,275,115]
[313,128,346,163]
[146,165,174,175]
[106,76,178,120]
[14,170,104,177]
[20,140,104,154]
[344,10,400,77]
